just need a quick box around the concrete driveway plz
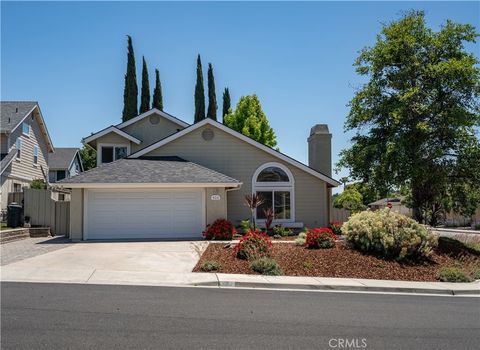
[1,239,213,286]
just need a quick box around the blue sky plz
[2,1,479,186]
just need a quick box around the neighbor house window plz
[253,162,294,222]
[13,183,22,192]
[22,122,30,136]
[100,145,128,164]
[33,146,38,164]
[58,194,65,201]
[56,170,66,181]
[15,138,22,159]
[49,171,57,183]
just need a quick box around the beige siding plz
[206,187,228,225]
[69,188,83,240]
[9,111,49,182]
[122,113,183,153]
[92,132,133,149]
[1,175,30,210]
[145,126,329,227]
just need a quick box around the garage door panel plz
[86,189,204,240]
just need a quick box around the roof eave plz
[56,182,242,189]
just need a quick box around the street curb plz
[192,280,480,296]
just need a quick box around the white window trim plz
[22,122,30,136]
[97,143,130,166]
[252,162,295,224]
[33,145,39,165]
[15,138,22,160]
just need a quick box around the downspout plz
[225,183,242,220]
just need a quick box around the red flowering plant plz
[234,229,273,260]
[203,219,237,240]
[329,221,343,236]
[305,228,337,249]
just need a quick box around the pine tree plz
[222,87,231,119]
[152,69,163,111]
[194,54,205,123]
[206,63,217,121]
[122,35,138,121]
[140,56,150,114]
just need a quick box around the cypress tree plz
[206,63,217,121]
[140,56,150,114]
[194,54,205,123]
[152,69,163,111]
[122,35,138,121]
[222,87,231,118]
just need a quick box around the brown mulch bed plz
[193,242,480,282]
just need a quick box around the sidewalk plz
[2,266,478,296]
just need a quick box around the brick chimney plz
[307,124,332,177]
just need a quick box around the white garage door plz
[85,189,204,240]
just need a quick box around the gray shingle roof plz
[0,149,16,175]
[1,101,38,132]
[57,156,240,184]
[49,148,79,170]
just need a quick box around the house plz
[368,197,411,216]
[0,102,54,210]
[48,148,84,183]
[58,108,340,240]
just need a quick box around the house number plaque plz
[210,195,221,201]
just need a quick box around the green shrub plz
[250,257,283,276]
[438,236,480,256]
[272,225,292,237]
[31,179,46,189]
[475,224,480,231]
[343,209,437,260]
[200,261,221,272]
[234,230,272,260]
[303,261,314,269]
[329,222,343,236]
[436,267,472,283]
[239,219,251,234]
[473,269,480,280]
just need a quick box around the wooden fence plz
[331,208,351,223]
[23,189,70,236]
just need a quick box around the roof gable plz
[116,108,189,130]
[83,126,142,145]
[129,118,341,187]
[49,147,83,170]
[0,101,54,153]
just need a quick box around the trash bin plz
[7,203,23,228]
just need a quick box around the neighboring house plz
[48,148,84,183]
[368,197,411,216]
[0,102,54,210]
[58,108,341,241]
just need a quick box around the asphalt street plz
[1,282,479,350]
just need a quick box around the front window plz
[33,146,38,164]
[22,122,30,136]
[15,138,21,159]
[253,163,294,222]
[49,171,56,183]
[101,145,128,164]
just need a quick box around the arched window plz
[252,162,294,223]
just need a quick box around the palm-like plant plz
[244,193,265,230]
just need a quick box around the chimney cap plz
[309,124,330,136]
